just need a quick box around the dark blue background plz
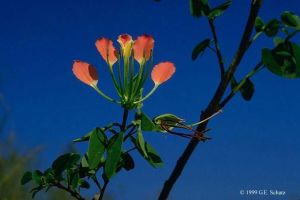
[1,0,300,199]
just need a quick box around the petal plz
[133,34,154,64]
[72,60,98,86]
[117,34,133,59]
[95,38,118,65]
[151,62,175,85]
[117,34,132,47]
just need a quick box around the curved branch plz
[158,1,263,199]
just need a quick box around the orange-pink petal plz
[95,38,118,66]
[117,34,133,59]
[133,34,154,64]
[151,62,176,85]
[117,34,132,47]
[72,60,98,86]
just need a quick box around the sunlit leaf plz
[140,112,156,131]
[104,132,124,179]
[137,126,148,157]
[88,128,107,169]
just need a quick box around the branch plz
[99,180,109,200]
[158,1,263,199]
[220,61,264,108]
[208,19,225,77]
[54,182,85,200]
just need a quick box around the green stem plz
[93,86,120,104]
[134,84,159,104]
[109,68,121,97]
[188,109,222,127]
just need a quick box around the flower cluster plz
[72,34,175,109]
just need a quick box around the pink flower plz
[95,38,118,66]
[151,62,175,85]
[133,34,154,64]
[72,60,98,87]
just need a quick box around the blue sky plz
[1,0,300,199]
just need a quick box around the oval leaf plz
[104,132,124,179]
[240,78,255,101]
[140,112,156,131]
[281,11,300,29]
[52,153,80,175]
[88,128,107,169]
[264,19,280,37]
[208,0,232,19]
[21,171,32,185]
[190,0,210,18]
[192,38,211,60]
[255,16,265,32]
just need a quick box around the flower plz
[95,38,118,66]
[133,34,154,64]
[151,62,175,85]
[117,34,133,60]
[72,60,98,87]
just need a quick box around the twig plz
[220,61,264,108]
[158,1,263,199]
[99,180,109,200]
[54,182,85,200]
[208,19,225,77]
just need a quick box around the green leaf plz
[44,168,55,183]
[81,154,89,168]
[32,170,43,185]
[79,180,90,189]
[130,137,163,168]
[137,126,148,157]
[121,152,135,171]
[255,17,265,32]
[140,112,156,131]
[262,41,300,79]
[264,19,280,37]
[88,128,107,169]
[273,37,284,46]
[21,171,32,185]
[281,11,300,29]
[192,38,211,60]
[52,153,80,175]
[73,131,92,143]
[262,48,283,76]
[208,0,232,19]
[70,172,80,189]
[145,142,163,168]
[190,0,210,18]
[104,132,124,179]
[292,43,300,77]
[240,78,255,101]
